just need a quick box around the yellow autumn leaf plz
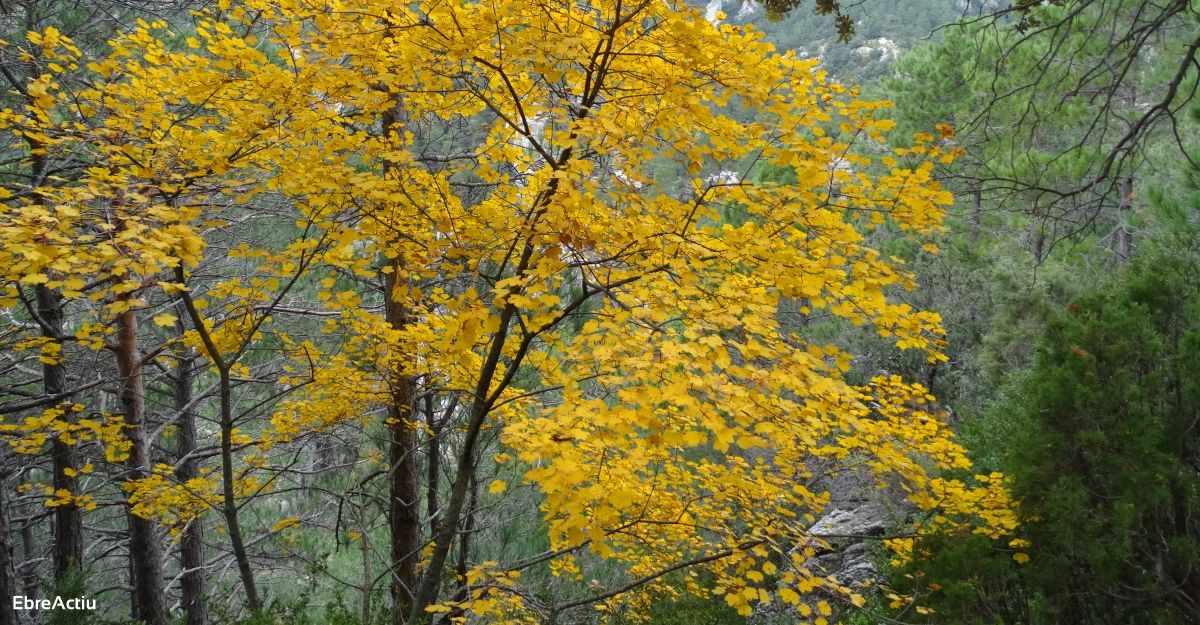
[271,517,300,532]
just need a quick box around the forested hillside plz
[0,1,1196,625]
[708,0,964,82]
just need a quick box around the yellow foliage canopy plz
[0,0,1011,621]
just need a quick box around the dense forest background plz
[0,0,1197,624]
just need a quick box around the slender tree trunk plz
[172,317,207,625]
[14,24,78,609]
[1113,77,1137,265]
[405,155,564,621]
[114,307,166,625]
[407,399,490,624]
[28,107,83,587]
[18,476,38,602]
[455,470,478,584]
[407,292,524,624]
[1114,176,1133,264]
[425,395,441,537]
[35,285,84,586]
[381,101,423,625]
[218,369,261,612]
[385,263,421,625]
[358,501,373,625]
[970,185,982,243]
[386,339,420,625]
[174,267,260,613]
[0,456,18,625]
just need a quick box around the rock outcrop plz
[749,469,912,625]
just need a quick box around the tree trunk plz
[455,470,478,585]
[114,307,166,625]
[175,267,260,613]
[358,501,374,625]
[24,68,83,587]
[385,263,421,625]
[36,256,82,587]
[1029,219,1045,264]
[970,185,982,243]
[0,456,18,625]
[405,174,554,622]
[425,394,442,537]
[218,369,261,612]
[1114,176,1133,264]
[18,476,38,602]
[406,293,524,624]
[381,100,423,625]
[172,316,207,625]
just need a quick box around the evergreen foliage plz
[898,239,1200,625]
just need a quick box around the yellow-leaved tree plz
[0,1,1015,624]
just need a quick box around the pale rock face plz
[875,37,901,61]
[750,466,914,625]
[705,170,741,186]
[735,0,760,21]
[704,0,758,25]
[749,502,891,625]
[704,0,725,24]
[613,169,644,190]
[854,38,900,61]
[809,502,890,538]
